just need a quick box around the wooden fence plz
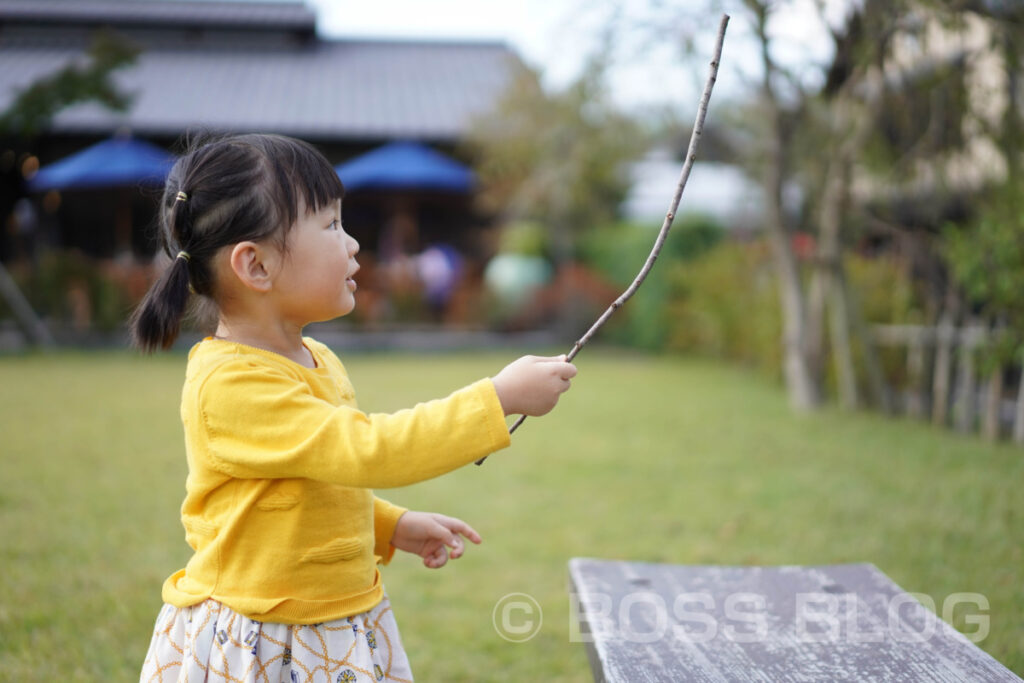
[871,324,1024,444]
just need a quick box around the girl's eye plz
[328,219,340,231]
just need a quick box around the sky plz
[294,0,853,222]
[302,0,853,113]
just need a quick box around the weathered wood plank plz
[871,324,989,348]
[954,341,977,433]
[569,558,1020,683]
[906,340,926,418]
[983,366,1005,441]
[932,312,956,427]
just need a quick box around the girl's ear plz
[228,241,275,293]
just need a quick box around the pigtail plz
[129,252,192,352]
[129,189,194,352]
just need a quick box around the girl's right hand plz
[491,355,577,417]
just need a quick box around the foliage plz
[840,0,1024,310]
[0,250,132,331]
[496,221,551,259]
[2,351,1022,679]
[0,30,139,137]
[945,182,1024,364]
[844,252,926,392]
[578,214,723,350]
[464,58,645,259]
[665,239,782,372]
[587,0,1023,416]
[846,252,921,327]
[663,240,922,378]
[580,214,723,280]
[0,29,139,272]
[940,9,1024,369]
[860,59,969,176]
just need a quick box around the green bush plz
[846,254,920,326]
[0,250,132,332]
[498,221,551,258]
[845,253,923,391]
[578,214,723,350]
[663,240,923,385]
[665,240,783,373]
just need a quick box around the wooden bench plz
[569,558,1021,682]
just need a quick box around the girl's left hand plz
[391,511,482,569]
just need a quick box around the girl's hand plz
[391,511,482,569]
[491,354,577,417]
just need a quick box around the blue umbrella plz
[28,136,175,191]
[335,141,474,193]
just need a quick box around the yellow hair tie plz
[176,250,190,262]
[175,191,188,203]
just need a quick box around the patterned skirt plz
[139,592,413,683]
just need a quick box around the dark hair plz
[130,133,345,351]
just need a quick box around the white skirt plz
[140,592,413,682]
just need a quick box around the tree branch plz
[477,13,730,464]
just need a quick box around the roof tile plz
[0,35,518,140]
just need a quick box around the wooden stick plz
[477,13,730,465]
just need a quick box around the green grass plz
[1,348,1021,680]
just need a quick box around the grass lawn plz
[1,348,1021,680]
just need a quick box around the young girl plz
[134,133,576,682]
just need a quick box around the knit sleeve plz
[197,360,511,487]
[372,497,407,565]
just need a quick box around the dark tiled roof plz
[1,40,517,140]
[0,1,519,141]
[0,0,316,31]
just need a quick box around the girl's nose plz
[348,235,360,257]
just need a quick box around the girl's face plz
[273,198,360,325]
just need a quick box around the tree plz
[0,30,138,137]
[1,28,139,236]
[464,56,644,266]
[0,29,138,346]
[743,0,823,411]
[801,0,912,413]
[946,188,1024,440]
[941,4,1024,441]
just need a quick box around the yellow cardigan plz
[162,337,511,624]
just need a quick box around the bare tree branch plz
[477,13,731,464]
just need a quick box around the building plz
[0,0,521,328]
[622,148,771,233]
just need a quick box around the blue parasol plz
[28,136,175,191]
[335,141,474,192]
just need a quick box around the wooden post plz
[953,330,976,434]
[849,282,892,414]
[907,335,926,418]
[982,364,1004,442]
[830,270,859,410]
[871,324,926,417]
[932,310,956,427]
